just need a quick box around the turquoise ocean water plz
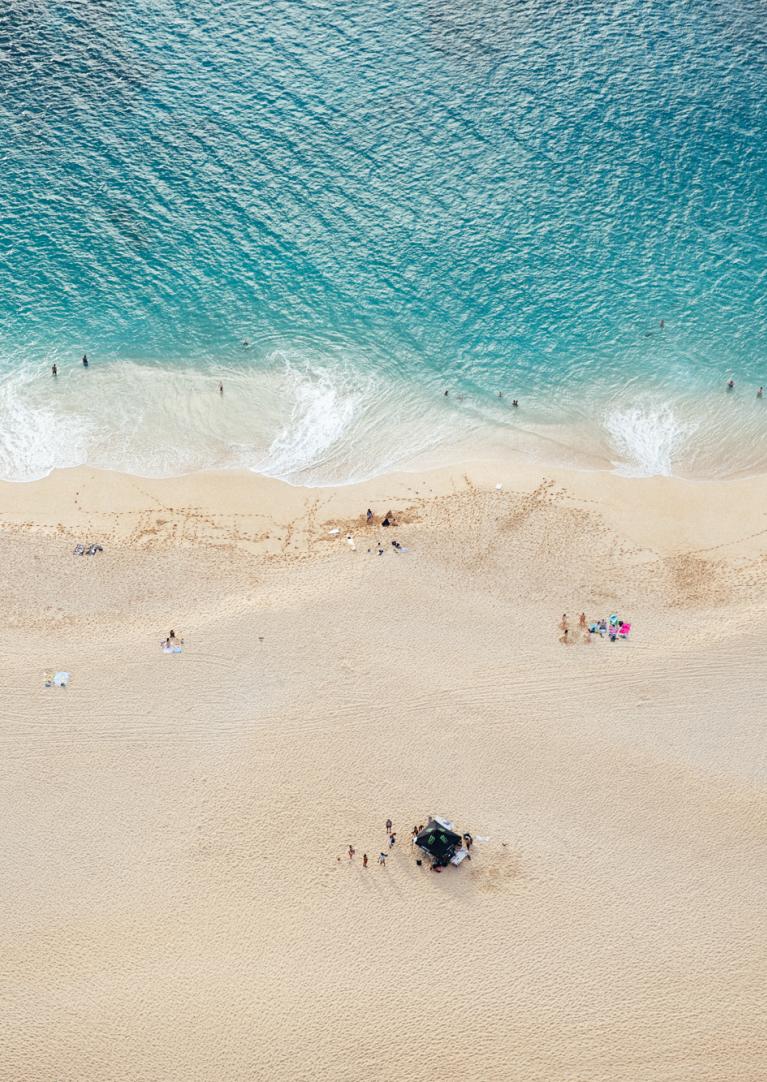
[0,0,765,482]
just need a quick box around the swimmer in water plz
[497,391,504,398]
[444,389,449,397]
[82,354,88,367]
[727,378,734,390]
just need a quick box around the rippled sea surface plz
[0,0,765,481]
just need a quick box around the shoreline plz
[4,457,767,558]
[3,356,767,485]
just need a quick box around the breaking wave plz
[604,403,697,477]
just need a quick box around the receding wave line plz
[0,358,765,484]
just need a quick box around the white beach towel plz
[53,671,70,687]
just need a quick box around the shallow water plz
[0,0,765,482]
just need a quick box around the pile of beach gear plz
[588,613,631,641]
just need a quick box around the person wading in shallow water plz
[51,363,57,377]
[82,354,89,368]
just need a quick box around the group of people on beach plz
[343,508,407,557]
[343,818,474,872]
[342,819,460,869]
[560,612,631,644]
[342,818,400,869]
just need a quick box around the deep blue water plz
[0,0,765,481]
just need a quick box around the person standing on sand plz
[385,818,392,834]
[389,832,396,849]
[346,533,356,551]
[363,853,368,868]
[579,613,587,631]
[378,852,387,865]
[411,827,418,845]
[366,508,373,523]
[560,614,568,632]
[348,845,355,860]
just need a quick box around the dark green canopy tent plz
[415,818,461,864]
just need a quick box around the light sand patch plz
[1,463,766,1081]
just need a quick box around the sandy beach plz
[2,460,766,1081]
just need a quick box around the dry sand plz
[1,462,766,1081]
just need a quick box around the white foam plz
[0,368,95,481]
[256,359,370,481]
[604,403,697,477]
[4,358,752,485]
[0,354,467,485]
